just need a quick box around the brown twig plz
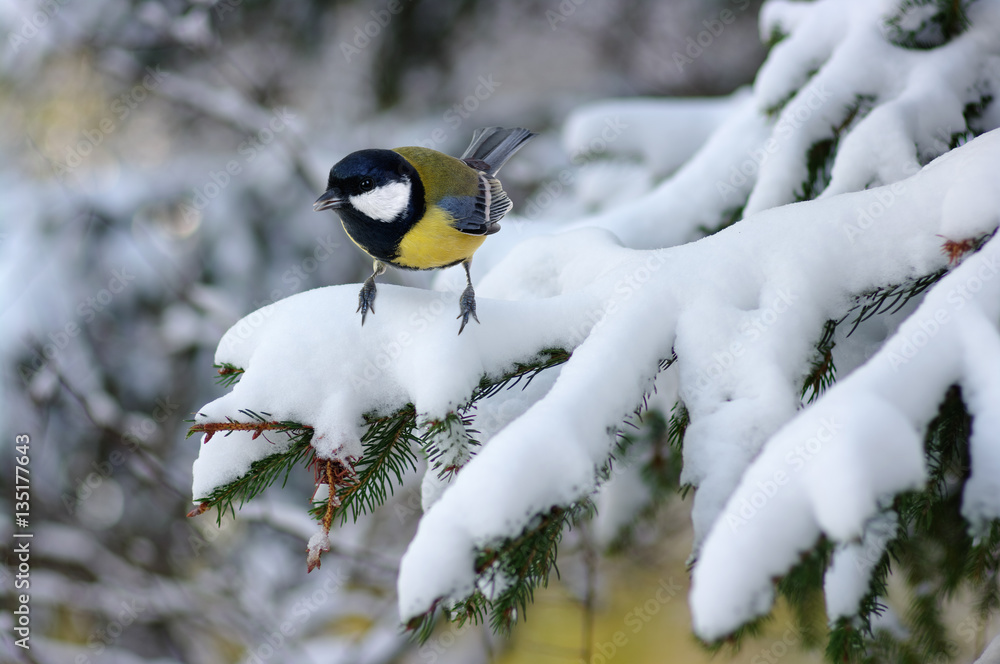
[186,502,211,518]
[189,420,313,443]
[307,457,355,572]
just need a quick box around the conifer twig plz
[189,419,313,443]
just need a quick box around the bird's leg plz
[358,260,386,324]
[457,260,480,335]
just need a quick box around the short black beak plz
[314,188,345,211]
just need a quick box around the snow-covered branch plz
[193,123,1000,625]
[186,0,1000,651]
[691,225,1000,639]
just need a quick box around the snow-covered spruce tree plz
[189,0,1000,658]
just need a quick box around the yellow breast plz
[394,205,487,269]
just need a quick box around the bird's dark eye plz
[359,177,375,192]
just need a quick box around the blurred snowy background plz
[0,1,776,662]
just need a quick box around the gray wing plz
[439,173,512,236]
[460,127,536,176]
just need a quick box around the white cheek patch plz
[349,179,411,222]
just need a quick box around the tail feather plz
[460,127,536,175]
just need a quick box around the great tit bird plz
[313,127,536,334]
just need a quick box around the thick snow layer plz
[191,126,1000,623]
[191,429,297,501]
[690,227,1000,640]
[748,0,1000,215]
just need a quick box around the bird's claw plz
[358,278,377,324]
[457,284,479,335]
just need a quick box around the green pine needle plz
[881,0,971,50]
[842,268,948,337]
[335,405,422,523]
[195,425,314,524]
[214,362,244,388]
[796,95,875,202]
[415,501,596,641]
[801,319,838,403]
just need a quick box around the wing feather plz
[417,128,534,236]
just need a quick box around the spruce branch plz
[188,414,309,443]
[405,501,596,640]
[306,457,355,572]
[939,230,995,265]
[801,319,838,404]
[614,408,683,504]
[214,362,244,387]
[405,353,679,639]
[777,538,833,649]
[700,538,831,654]
[189,422,315,524]
[422,411,479,482]
[881,0,972,50]
[471,347,572,401]
[796,95,875,202]
[603,407,685,553]
[834,231,992,341]
[956,93,995,146]
[191,348,577,572]
[970,524,1000,625]
[842,269,948,337]
[329,405,422,524]
[764,67,820,117]
[607,353,677,482]
[826,386,998,663]
[699,614,771,654]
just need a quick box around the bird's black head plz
[313,149,423,225]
